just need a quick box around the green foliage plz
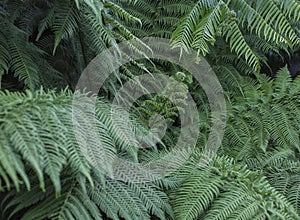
[170,156,300,220]
[0,89,88,193]
[0,0,141,90]
[1,0,300,219]
[171,0,300,72]
[219,66,300,160]
[2,67,300,219]
[0,89,172,220]
[164,66,300,220]
[1,170,172,220]
[132,76,189,127]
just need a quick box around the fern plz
[0,90,89,193]
[0,0,143,91]
[1,168,173,220]
[170,156,300,220]
[3,176,101,220]
[1,1,300,219]
[171,0,300,72]
[215,67,300,160]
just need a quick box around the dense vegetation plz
[0,0,300,219]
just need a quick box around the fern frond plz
[276,0,300,23]
[0,130,29,191]
[52,1,79,54]
[170,156,300,219]
[287,176,300,213]
[170,170,222,220]
[0,90,87,192]
[104,1,142,26]
[231,0,290,45]
[270,104,299,149]
[171,0,299,72]
[205,187,252,220]
[254,0,299,46]
[190,3,224,55]
[223,20,260,71]
[2,23,41,90]
[3,176,101,220]
[273,66,292,100]
[171,0,219,55]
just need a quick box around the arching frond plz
[170,156,300,220]
[171,0,300,72]
[2,168,173,220]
